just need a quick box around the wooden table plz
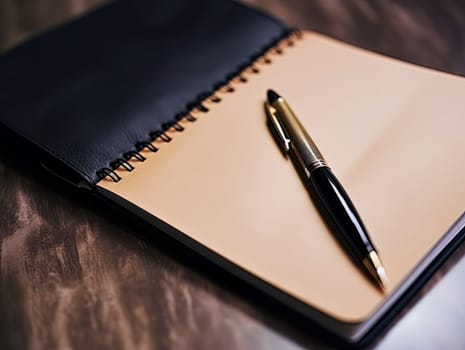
[2,1,465,348]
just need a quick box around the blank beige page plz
[98,32,465,322]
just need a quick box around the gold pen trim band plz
[307,159,328,173]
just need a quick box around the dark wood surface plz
[2,1,465,349]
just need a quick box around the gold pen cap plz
[266,89,327,174]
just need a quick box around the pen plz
[265,89,388,291]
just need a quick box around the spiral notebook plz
[2,0,465,345]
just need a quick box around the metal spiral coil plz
[96,29,303,183]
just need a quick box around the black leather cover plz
[0,0,287,184]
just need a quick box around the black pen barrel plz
[309,167,375,261]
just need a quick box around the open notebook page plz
[98,32,465,322]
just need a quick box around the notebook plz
[2,0,465,345]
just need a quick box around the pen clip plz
[265,102,291,156]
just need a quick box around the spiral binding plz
[96,29,303,183]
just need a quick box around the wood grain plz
[2,1,465,349]
[1,158,313,350]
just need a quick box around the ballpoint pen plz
[265,89,388,291]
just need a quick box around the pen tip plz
[267,89,281,104]
[363,251,390,293]
[376,266,389,292]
